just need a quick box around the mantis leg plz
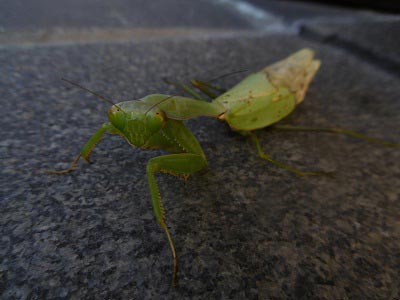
[146,153,207,286]
[190,69,249,98]
[272,125,400,147]
[249,133,332,177]
[189,80,219,99]
[163,78,206,101]
[190,79,226,99]
[48,122,113,174]
[163,78,223,101]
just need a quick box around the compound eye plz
[154,110,165,120]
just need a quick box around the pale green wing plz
[214,72,278,110]
[212,68,295,131]
[221,86,296,131]
[213,48,320,131]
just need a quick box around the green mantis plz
[50,48,398,286]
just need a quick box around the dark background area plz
[304,0,400,12]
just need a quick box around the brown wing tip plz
[296,58,321,104]
[263,48,321,104]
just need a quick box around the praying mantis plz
[49,48,398,286]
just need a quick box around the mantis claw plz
[47,123,111,175]
[46,154,81,175]
[161,223,178,287]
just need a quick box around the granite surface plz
[1,33,400,299]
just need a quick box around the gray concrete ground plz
[1,1,399,299]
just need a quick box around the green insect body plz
[50,48,397,286]
[214,48,320,130]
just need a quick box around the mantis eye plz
[108,106,126,130]
[146,111,164,132]
[153,109,165,120]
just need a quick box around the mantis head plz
[59,79,166,147]
[108,102,165,147]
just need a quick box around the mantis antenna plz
[61,78,126,113]
[208,69,248,82]
[144,95,175,115]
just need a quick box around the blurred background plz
[1,0,399,41]
[1,0,399,75]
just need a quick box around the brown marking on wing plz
[262,48,320,105]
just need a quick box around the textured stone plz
[1,34,399,299]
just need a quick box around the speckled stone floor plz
[1,33,399,299]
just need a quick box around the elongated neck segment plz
[142,94,226,120]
